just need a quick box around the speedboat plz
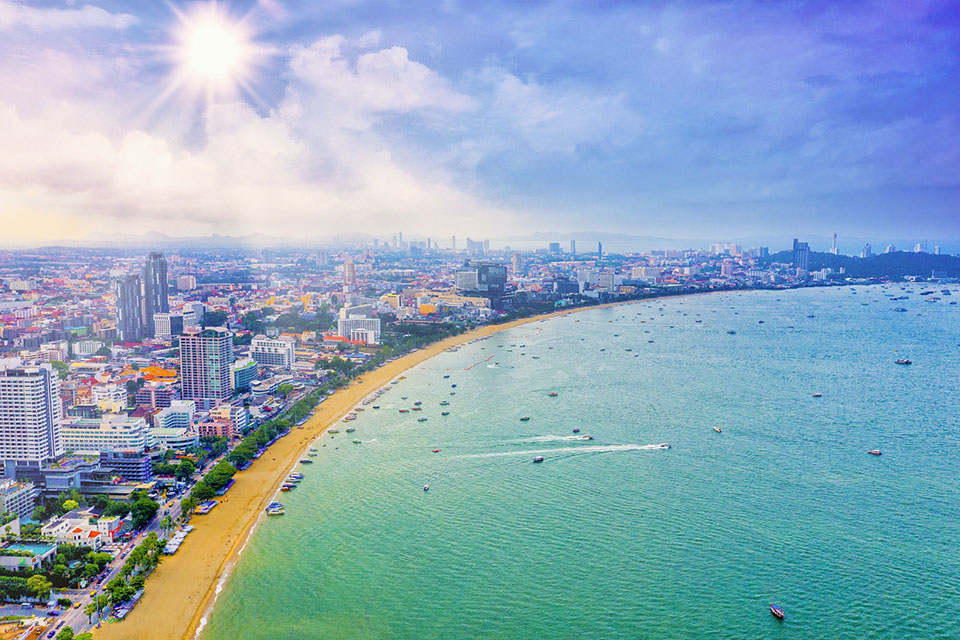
[443,375,450,378]
[451,384,457,388]
[572,428,580,433]
[327,428,339,434]
[770,604,784,620]
[895,359,912,365]
[548,392,558,397]
[439,400,450,406]
[520,416,530,421]
[399,409,410,413]
[441,411,450,416]
[868,450,882,456]
[352,439,362,444]
[578,435,593,440]
[812,393,822,398]
[299,458,314,464]
[726,330,736,334]
[423,484,430,491]
[432,449,441,453]
[532,456,544,463]
[657,443,671,449]
[417,417,427,422]
[372,405,380,409]
[414,401,422,406]
[345,427,355,433]
[713,427,722,433]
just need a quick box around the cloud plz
[0,1,137,30]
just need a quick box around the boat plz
[328,428,339,434]
[443,375,450,378]
[572,428,580,433]
[770,604,784,620]
[399,409,410,413]
[812,393,822,398]
[532,456,544,463]
[414,401,422,406]
[352,439,362,444]
[868,450,882,456]
[299,458,314,464]
[548,392,558,397]
[266,506,285,515]
[439,400,450,406]
[280,486,291,491]
[432,449,441,453]
[423,485,430,491]
[895,359,912,365]
[345,427,355,433]
[417,417,427,422]
[307,451,318,457]
[713,427,722,433]
[520,416,530,421]
[441,411,450,416]
[578,435,593,440]
[372,405,380,409]
[451,384,457,388]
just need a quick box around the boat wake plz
[521,434,593,442]
[454,443,670,459]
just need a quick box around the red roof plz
[72,527,83,534]
[88,531,100,538]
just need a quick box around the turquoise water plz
[201,286,960,639]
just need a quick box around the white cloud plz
[0,1,137,30]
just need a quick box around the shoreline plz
[94,293,708,640]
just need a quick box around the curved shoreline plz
[94,295,703,640]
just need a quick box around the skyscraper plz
[451,235,456,251]
[0,361,63,477]
[114,275,144,342]
[570,240,576,256]
[598,241,603,261]
[830,233,838,255]
[344,260,357,291]
[792,239,810,271]
[180,327,234,407]
[861,243,873,259]
[142,252,169,338]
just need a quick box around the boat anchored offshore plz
[770,604,784,620]
[423,484,430,491]
[520,416,530,422]
[572,428,580,433]
[868,450,882,456]
[548,392,558,397]
[441,411,450,416]
[713,427,722,433]
[533,456,545,463]
[895,359,912,365]
[812,393,823,398]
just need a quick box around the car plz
[73,602,81,609]
[46,610,58,616]
[47,632,55,638]
[90,590,97,596]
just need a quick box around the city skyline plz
[2,0,958,245]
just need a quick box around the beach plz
[95,303,621,640]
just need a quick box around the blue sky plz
[1,0,958,246]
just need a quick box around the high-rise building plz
[792,239,810,271]
[142,252,169,338]
[114,275,143,342]
[0,362,63,476]
[455,269,479,290]
[913,242,926,253]
[512,252,522,274]
[153,312,184,338]
[549,242,561,254]
[934,246,941,255]
[251,335,296,369]
[598,241,603,261]
[830,233,838,255]
[885,244,896,254]
[861,243,873,259]
[570,240,576,256]
[180,327,234,406]
[343,260,357,290]
[451,236,456,251]
[176,275,197,291]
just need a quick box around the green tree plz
[129,574,145,591]
[31,505,47,521]
[202,310,228,327]
[277,383,294,398]
[94,345,111,357]
[190,482,215,501]
[82,563,100,579]
[130,497,160,529]
[55,627,74,640]
[26,574,52,602]
[57,597,72,608]
[51,361,70,380]
[83,602,97,623]
[62,499,79,512]
[175,459,196,480]
[76,634,93,640]
[180,496,198,518]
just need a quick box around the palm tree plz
[159,516,173,537]
[84,602,97,624]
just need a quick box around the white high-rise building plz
[251,335,297,369]
[180,327,234,406]
[61,414,154,454]
[176,275,197,291]
[0,361,63,475]
[154,400,196,430]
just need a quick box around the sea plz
[200,285,960,639]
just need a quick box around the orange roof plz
[72,527,83,534]
[88,531,100,538]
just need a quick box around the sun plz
[162,1,267,103]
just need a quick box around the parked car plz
[46,610,58,617]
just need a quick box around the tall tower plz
[598,241,603,261]
[114,275,144,342]
[0,362,63,476]
[830,233,838,255]
[344,260,357,290]
[180,327,234,408]
[512,252,521,274]
[142,252,169,337]
[452,235,456,251]
[570,240,576,256]
[792,238,810,271]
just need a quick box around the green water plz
[200,286,960,639]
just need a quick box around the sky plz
[0,0,958,247]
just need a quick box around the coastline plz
[94,295,697,640]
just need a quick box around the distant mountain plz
[765,250,960,278]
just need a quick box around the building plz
[476,263,507,298]
[180,327,234,406]
[343,260,357,291]
[231,358,258,391]
[720,262,735,277]
[142,252,169,338]
[631,266,661,280]
[92,384,126,407]
[455,269,479,291]
[99,450,152,483]
[149,427,198,451]
[251,335,296,369]
[549,242,561,254]
[830,233,839,255]
[598,241,603,261]
[182,302,204,326]
[208,404,247,434]
[114,275,144,342]
[0,479,39,519]
[61,414,153,453]
[0,541,57,572]
[570,240,576,256]
[154,401,195,430]
[861,243,873,259]
[0,362,63,478]
[176,275,197,291]
[135,383,173,409]
[792,239,810,271]
[72,340,104,357]
[153,312,184,338]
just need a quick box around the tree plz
[175,459,196,480]
[62,499,79,512]
[94,345,111,357]
[31,505,47,521]
[76,634,93,640]
[26,574,52,602]
[51,361,70,380]
[129,574,145,591]
[57,597,72,608]
[160,516,173,537]
[202,310,228,327]
[130,497,160,529]
[190,482,214,502]
[277,383,294,398]
[84,602,97,623]
[180,496,198,519]
[55,627,74,640]
[83,563,100,579]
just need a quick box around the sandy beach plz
[94,299,666,640]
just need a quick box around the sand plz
[93,299,675,640]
